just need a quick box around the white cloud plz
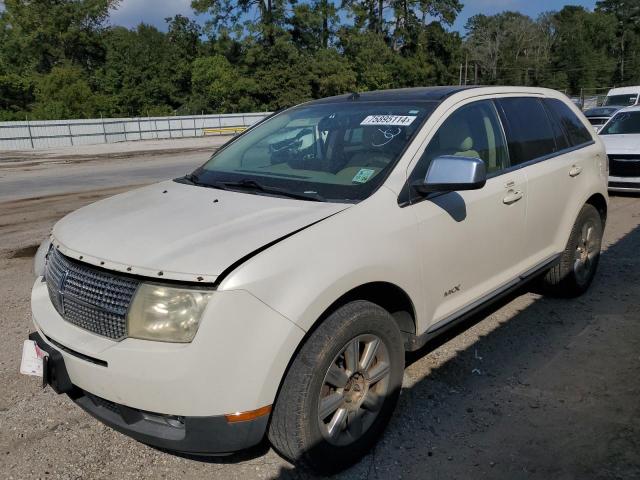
[109,0,195,29]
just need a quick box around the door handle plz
[503,190,523,205]
[569,165,583,177]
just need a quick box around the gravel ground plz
[0,151,639,479]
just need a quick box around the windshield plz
[600,111,640,135]
[191,101,436,202]
[604,94,638,106]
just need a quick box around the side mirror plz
[412,155,487,195]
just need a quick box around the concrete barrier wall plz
[0,112,271,151]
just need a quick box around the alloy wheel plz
[317,334,391,446]
[574,219,600,285]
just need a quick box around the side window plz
[409,100,509,185]
[545,105,570,151]
[497,98,557,165]
[544,98,593,147]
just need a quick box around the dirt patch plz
[9,244,38,258]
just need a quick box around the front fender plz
[218,188,425,334]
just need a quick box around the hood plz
[52,180,349,283]
[600,134,640,154]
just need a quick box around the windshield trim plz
[184,100,440,204]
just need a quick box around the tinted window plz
[545,98,593,147]
[600,111,640,135]
[545,105,570,151]
[409,100,509,186]
[604,94,638,106]
[497,98,557,164]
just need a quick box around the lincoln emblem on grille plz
[55,270,70,315]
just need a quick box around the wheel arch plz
[316,281,417,336]
[585,192,607,225]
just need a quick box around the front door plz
[406,99,529,330]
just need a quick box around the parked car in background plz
[600,105,640,192]
[603,86,640,108]
[23,86,608,473]
[584,106,623,132]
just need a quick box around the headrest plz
[439,121,474,152]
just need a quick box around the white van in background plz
[604,86,640,107]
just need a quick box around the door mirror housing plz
[413,155,487,195]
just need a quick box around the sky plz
[106,0,597,33]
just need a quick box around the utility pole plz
[464,54,468,86]
[459,64,463,86]
[621,33,625,82]
[474,63,478,85]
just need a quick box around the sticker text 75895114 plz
[360,115,417,126]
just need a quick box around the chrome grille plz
[45,248,139,340]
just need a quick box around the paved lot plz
[0,145,639,479]
[0,136,230,202]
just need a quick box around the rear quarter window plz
[544,98,593,147]
[496,97,557,165]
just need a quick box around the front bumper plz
[31,279,304,417]
[30,332,267,454]
[608,175,640,192]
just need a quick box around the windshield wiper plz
[184,173,230,191]
[220,179,325,202]
[184,175,325,201]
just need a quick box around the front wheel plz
[268,300,405,473]
[542,203,603,297]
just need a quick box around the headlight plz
[34,238,52,278]
[127,283,213,343]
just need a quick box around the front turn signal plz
[225,405,272,423]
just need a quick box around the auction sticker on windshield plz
[361,115,417,126]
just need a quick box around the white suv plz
[25,87,608,472]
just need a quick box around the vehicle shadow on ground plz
[180,223,640,479]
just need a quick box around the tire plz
[542,204,603,297]
[268,300,405,473]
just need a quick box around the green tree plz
[31,65,98,119]
[289,0,339,50]
[191,0,288,45]
[1,0,119,73]
[190,55,243,112]
[339,30,396,90]
[596,0,640,83]
[309,49,357,97]
[95,24,188,116]
[551,6,617,92]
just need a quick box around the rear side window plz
[544,99,593,147]
[497,98,557,165]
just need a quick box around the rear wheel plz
[268,300,405,473]
[542,204,603,297]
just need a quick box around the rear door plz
[495,97,593,267]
